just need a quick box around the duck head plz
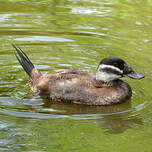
[96,57,144,82]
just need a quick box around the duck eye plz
[113,63,118,67]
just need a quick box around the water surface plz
[0,0,152,151]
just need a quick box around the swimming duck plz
[13,44,144,106]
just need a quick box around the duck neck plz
[93,71,120,87]
[95,70,121,82]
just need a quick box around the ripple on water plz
[0,96,148,120]
[14,36,74,42]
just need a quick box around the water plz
[0,0,152,151]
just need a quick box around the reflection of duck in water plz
[13,44,144,105]
[97,113,143,134]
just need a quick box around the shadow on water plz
[0,96,147,134]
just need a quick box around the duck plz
[13,44,144,106]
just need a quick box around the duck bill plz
[123,64,144,79]
[125,72,144,79]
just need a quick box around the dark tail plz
[13,44,35,78]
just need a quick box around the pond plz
[0,0,152,151]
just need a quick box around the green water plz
[0,0,152,151]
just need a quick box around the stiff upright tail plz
[13,44,35,78]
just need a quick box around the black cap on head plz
[100,57,125,71]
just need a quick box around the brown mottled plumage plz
[13,44,144,106]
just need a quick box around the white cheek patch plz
[96,63,123,82]
[96,71,121,82]
[97,64,123,74]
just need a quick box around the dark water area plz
[0,0,152,151]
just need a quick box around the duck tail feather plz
[13,44,35,78]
